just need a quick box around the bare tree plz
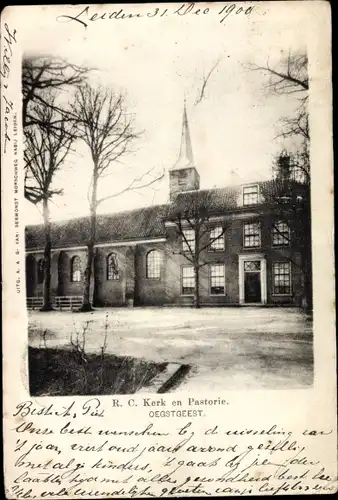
[249,51,312,308]
[22,56,89,129]
[24,98,77,310]
[194,58,221,106]
[168,192,228,308]
[250,52,308,94]
[250,51,309,147]
[71,83,163,311]
[261,151,312,309]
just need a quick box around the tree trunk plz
[41,197,53,311]
[81,170,98,312]
[193,224,201,308]
[82,239,95,311]
[193,266,200,308]
[133,246,140,306]
[92,249,100,307]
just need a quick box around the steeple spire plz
[169,99,200,200]
[174,101,194,168]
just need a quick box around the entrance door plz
[239,257,266,305]
[244,272,261,303]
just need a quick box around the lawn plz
[28,307,313,391]
[29,346,168,396]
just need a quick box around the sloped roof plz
[26,204,169,250]
[166,180,308,219]
[25,186,245,250]
[166,186,241,218]
[26,180,308,250]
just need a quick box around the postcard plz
[2,1,337,497]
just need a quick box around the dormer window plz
[243,184,259,205]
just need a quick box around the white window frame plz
[71,255,82,283]
[182,228,195,253]
[181,265,195,296]
[243,222,261,248]
[238,254,267,305]
[146,250,163,280]
[209,263,226,296]
[272,262,292,296]
[272,221,291,247]
[243,184,259,206]
[209,226,225,252]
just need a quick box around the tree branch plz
[195,58,221,105]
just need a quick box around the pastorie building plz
[25,106,310,308]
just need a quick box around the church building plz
[25,105,310,309]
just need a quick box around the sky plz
[19,2,310,226]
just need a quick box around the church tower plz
[169,102,200,200]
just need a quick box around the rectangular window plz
[273,262,291,295]
[210,264,225,295]
[243,184,259,205]
[181,266,195,295]
[182,229,195,252]
[272,221,290,246]
[210,226,225,251]
[243,222,261,248]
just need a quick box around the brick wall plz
[136,242,169,305]
[93,247,127,306]
[163,224,239,305]
[162,214,304,306]
[25,212,307,307]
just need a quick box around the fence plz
[26,297,43,310]
[27,296,83,311]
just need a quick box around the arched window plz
[107,253,119,280]
[146,250,163,279]
[37,259,44,284]
[71,256,82,282]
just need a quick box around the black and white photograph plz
[2,2,336,499]
[22,3,314,397]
